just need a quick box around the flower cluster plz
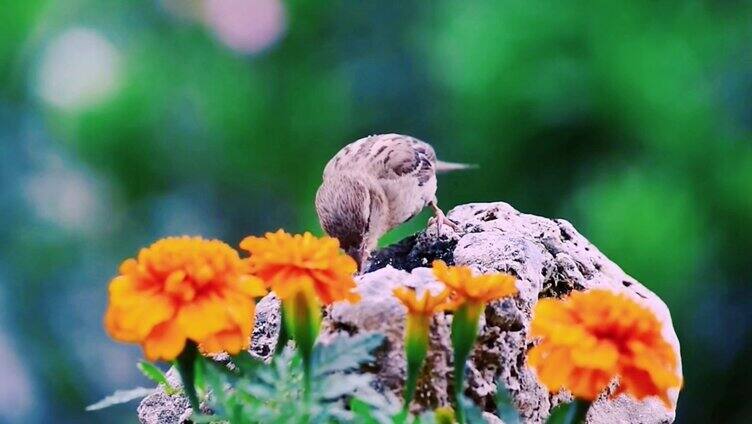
[104,237,266,361]
[527,289,682,406]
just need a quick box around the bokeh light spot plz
[23,153,104,233]
[37,28,121,111]
[203,0,286,55]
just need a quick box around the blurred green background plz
[1,0,750,422]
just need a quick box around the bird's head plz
[315,174,373,271]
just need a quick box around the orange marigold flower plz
[104,237,267,361]
[393,286,452,316]
[240,230,360,304]
[527,289,682,406]
[431,260,517,306]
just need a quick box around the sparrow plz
[315,133,474,270]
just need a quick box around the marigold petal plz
[118,258,139,275]
[104,306,140,342]
[393,286,451,316]
[115,294,176,339]
[568,368,611,401]
[431,260,517,306]
[216,329,246,354]
[236,275,267,298]
[532,346,575,391]
[222,291,255,335]
[177,295,229,341]
[272,274,314,300]
[143,320,186,362]
[571,341,619,371]
[201,327,247,355]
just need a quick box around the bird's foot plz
[428,207,461,237]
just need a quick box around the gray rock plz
[136,369,191,424]
[137,202,682,424]
[324,202,681,423]
[587,394,674,424]
[248,293,282,361]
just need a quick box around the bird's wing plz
[324,134,437,185]
[323,136,371,177]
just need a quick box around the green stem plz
[281,291,321,420]
[450,303,484,424]
[275,308,289,355]
[175,342,201,414]
[303,352,313,404]
[402,315,430,414]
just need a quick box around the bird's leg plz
[429,201,460,236]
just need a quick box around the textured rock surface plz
[136,369,192,424]
[137,202,682,424]
[325,202,681,423]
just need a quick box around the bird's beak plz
[346,246,367,274]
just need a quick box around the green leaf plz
[547,400,590,424]
[313,333,384,376]
[201,334,396,424]
[194,356,206,399]
[190,413,228,423]
[459,395,486,424]
[494,382,521,424]
[137,361,172,388]
[85,387,155,411]
[320,374,373,400]
[547,404,570,424]
[350,398,381,424]
[230,350,265,376]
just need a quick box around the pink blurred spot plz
[204,0,286,55]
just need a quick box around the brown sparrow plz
[315,133,473,270]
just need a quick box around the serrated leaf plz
[242,381,275,399]
[203,335,397,424]
[137,362,171,388]
[313,333,384,376]
[319,373,373,400]
[85,387,155,411]
[351,384,399,414]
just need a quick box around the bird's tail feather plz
[435,160,478,173]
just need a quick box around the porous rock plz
[136,368,192,424]
[137,202,682,424]
[325,202,681,423]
